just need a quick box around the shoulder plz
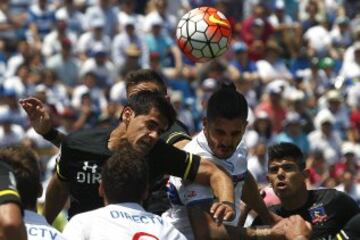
[311,188,356,204]
[62,128,113,154]
[160,120,191,145]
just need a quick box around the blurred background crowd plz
[0,0,359,226]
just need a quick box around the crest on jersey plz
[309,206,328,224]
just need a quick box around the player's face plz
[204,117,246,159]
[267,159,306,199]
[123,107,168,154]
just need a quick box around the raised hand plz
[19,97,52,135]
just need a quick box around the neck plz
[281,188,309,211]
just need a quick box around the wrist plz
[42,128,59,141]
[254,228,272,240]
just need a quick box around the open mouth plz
[276,182,287,190]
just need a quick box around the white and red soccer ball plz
[176,7,232,63]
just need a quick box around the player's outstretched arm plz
[44,174,69,224]
[195,159,235,223]
[19,97,65,147]
[241,172,280,225]
[0,203,27,240]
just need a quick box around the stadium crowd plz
[0,0,360,239]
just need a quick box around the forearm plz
[44,175,69,224]
[198,160,234,203]
[0,203,27,240]
[242,173,273,224]
[241,227,272,240]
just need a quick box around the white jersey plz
[62,203,187,240]
[24,210,66,240]
[163,131,248,239]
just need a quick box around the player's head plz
[0,146,42,210]
[100,140,149,204]
[115,90,176,153]
[125,69,167,98]
[203,86,248,159]
[267,142,308,200]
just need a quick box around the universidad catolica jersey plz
[62,203,187,240]
[163,130,248,239]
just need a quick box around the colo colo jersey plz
[62,203,187,240]
[0,161,21,207]
[253,189,360,240]
[24,210,66,240]
[163,131,248,239]
[57,127,200,218]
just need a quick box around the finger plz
[212,205,226,220]
[223,210,235,221]
[210,202,221,214]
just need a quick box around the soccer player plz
[164,86,279,239]
[0,161,27,240]
[62,140,187,240]
[21,84,236,225]
[0,146,65,240]
[253,142,360,239]
[20,69,193,216]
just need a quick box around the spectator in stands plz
[46,38,80,88]
[41,10,77,60]
[77,16,111,61]
[84,0,118,38]
[55,0,85,37]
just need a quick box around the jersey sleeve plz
[160,120,191,145]
[0,162,21,206]
[149,140,200,182]
[56,140,71,181]
[167,176,213,207]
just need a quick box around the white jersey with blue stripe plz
[163,130,248,239]
[63,203,186,240]
[24,210,66,240]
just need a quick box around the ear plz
[302,169,310,179]
[98,180,105,198]
[266,175,271,186]
[202,118,208,130]
[141,184,150,203]
[241,120,248,132]
[121,106,134,125]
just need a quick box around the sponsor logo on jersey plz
[76,161,101,184]
[27,226,58,240]
[110,210,164,225]
[309,205,328,224]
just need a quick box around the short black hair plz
[268,142,305,170]
[125,69,167,96]
[127,90,176,129]
[102,140,149,203]
[206,86,248,122]
[0,146,41,209]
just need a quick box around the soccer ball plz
[176,7,232,63]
